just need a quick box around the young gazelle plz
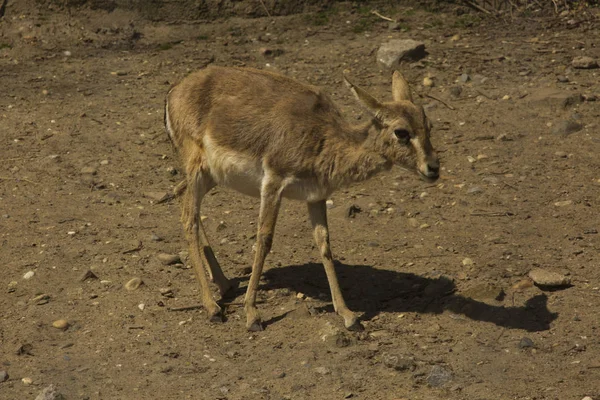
[165,66,439,331]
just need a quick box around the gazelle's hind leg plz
[182,167,235,321]
[307,200,362,331]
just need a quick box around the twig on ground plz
[0,176,39,185]
[424,93,456,110]
[258,0,271,18]
[463,0,493,14]
[370,10,395,22]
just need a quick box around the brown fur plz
[165,66,439,331]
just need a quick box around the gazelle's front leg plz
[308,200,362,331]
[244,175,283,331]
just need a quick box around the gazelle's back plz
[167,66,347,158]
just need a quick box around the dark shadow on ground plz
[260,262,558,332]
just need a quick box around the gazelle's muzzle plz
[418,154,440,182]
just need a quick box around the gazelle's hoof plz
[344,316,364,332]
[207,306,224,323]
[247,319,264,332]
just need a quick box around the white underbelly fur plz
[204,136,329,202]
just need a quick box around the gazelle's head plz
[344,71,439,182]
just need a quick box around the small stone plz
[419,223,430,229]
[367,241,380,247]
[23,271,35,280]
[35,384,65,400]
[554,200,573,207]
[22,377,33,385]
[572,56,599,69]
[326,199,334,209]
[463,283,505,301]
[80,166,97,175]
[159,288,174,298]
[512,279,533,291]
[296,292,306,300]
[63,50,72,56]
[319,322,352,348]
[529,268,570,287]
[557,75,569,82]
[551,120,583,136]
[449,86,462,98]
[125,277,143,291]
[467,156,476,163]
[382,353,416,371]
[0,370,8,382]
[407,218,419,228]
[79,269,98,282]
[502,95,511,100]
[157,253,181,265]
[554,151,568,158]
[423,77,434,87]
[450,33,461,41]
[272,369,286,379]
[459,73,471,83]
[376,39,427,68]
[462,258,474,266]
[314,366,331,375]
[427,365,453,387]
[52,319,69,330]
[467,186,483,195]
[347,204,362,218]
[150,233,163,242]
[518,337,534,349]
[138,303,145,311]
[581,397,593,400]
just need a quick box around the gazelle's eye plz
[394,129,411,145]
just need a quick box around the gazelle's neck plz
[324,120,393,189]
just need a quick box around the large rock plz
[572,56,599,69]
[377,39,426,68]
[551,120,583,136]
[525,88,583,110]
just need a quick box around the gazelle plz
[165,66,439,331]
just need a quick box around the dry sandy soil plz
[1,1,600,399]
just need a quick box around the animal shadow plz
[262,262,557,332]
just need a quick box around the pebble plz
[382,353,416,371]
[138,303,145,311]
[427,365,453,387]
[518,337,534,349]
[52,319,70,330]
[459,73,471,83]
[80,166,97,175]
[554,200,573,207]
[31,294,50,305]
[79,269,98,282]
[467,186,483,194]
[23,271,35,280]
[159,288,174,298]
[581,397,593,400]
[407,218,419,228]
[296,292,306,300]
[272,369,286,379]
[125,277,143,291]
[314,366,331,375]
[326,199,334,209]
[467,156,477,163]
[462,258,474,266]
[157,253,181,265]
[449,86,462,98]
[0,370,8,382]
[528,268,571,287]
[22,377,33,385]
[423,77,434,87]
[150,233,163,242]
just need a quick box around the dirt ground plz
[1,1,600,399]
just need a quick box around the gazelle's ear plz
[343,73,383,117]
[391,70,413,102]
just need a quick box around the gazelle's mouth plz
[418,170,439,183]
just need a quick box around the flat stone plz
[157,253,181,265]
[463,283,504,301]
[518,337,534,349]
[528,268,571,287]
[552,120,583,136]
[572,56,599,69]
[125,277,143,291]
[427,365,453,387]
[79,269,98,282]
[80,166,97,175]
[554,200,573,207]
[376,39,426,68]
[0,370,8,382]
[526,88,583,110]
[23,271,35,280]
[35,384,65,400]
